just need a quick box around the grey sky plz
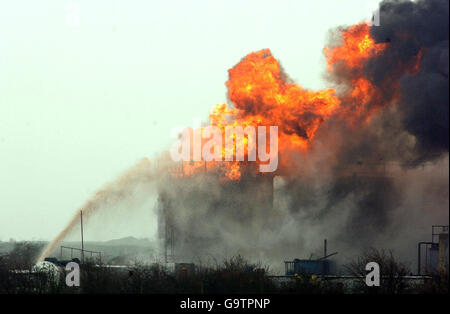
[0,0,378,241]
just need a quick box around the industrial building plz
[157,161,275,264]
[418,225,449,275]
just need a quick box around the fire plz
[324,24,387,72]
[180,49,340,180]
[178,23,423,181]
[324,23,423,124]
[324,24,388,123]
[226,49,339,146]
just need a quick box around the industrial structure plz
[284,239,338,276]
[418,225,449,275]
[157,159,414,267]
[157,161,274,264]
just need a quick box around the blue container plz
[285,259,329,276]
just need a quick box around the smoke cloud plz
[41,0,448,273]
[154,0,448,271]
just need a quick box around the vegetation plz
[0,243,447,294]
[344,248,411,294]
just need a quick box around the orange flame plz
[324,23,423,124]
[324,24,388,122]
[324,24,387,72]
[180,49,340,180]
[178,23,422,181]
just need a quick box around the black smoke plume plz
[370,0,448,160]
[156,0,448,271]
